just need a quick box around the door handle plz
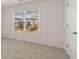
[73,32,77,35]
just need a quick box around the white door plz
[65,0,77,59]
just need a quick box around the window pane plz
[25,8,40,32]
[14,11,24,31]
[14,21,24,30]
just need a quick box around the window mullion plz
[24,11,26,31]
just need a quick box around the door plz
[65,0,77,59]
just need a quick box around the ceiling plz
[1,0,35,7]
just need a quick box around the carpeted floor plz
[1,37,69,59]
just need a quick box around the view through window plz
[13,8,40,32]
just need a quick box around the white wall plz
[3,0,65,48]
[1,7,5,37]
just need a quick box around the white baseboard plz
[2,36,64,49]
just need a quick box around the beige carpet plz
[1,37,69,59]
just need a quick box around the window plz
[13,8,40,32]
